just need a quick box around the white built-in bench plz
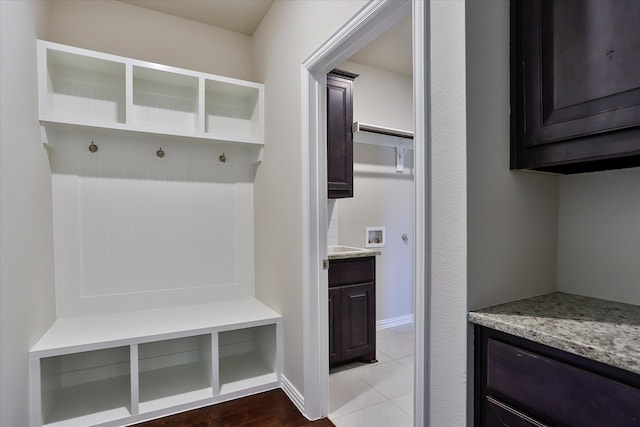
[30,299,282,427]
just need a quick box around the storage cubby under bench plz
[30,299,282,427]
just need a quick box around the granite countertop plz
[468,292,640,375]
[328,245,381,260]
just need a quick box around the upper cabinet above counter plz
[510,0,640,174]
[327,69,357,198]
[38,40,264,147]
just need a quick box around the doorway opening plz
[301,1,429,426]
[327,15,414,427]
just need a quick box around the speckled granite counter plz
[468,292,640,375]
[327,245,381,260]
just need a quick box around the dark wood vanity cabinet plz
[329,256,376,367]
[327,69,358,198]
[475,326,640,427]
[511,0,640,174]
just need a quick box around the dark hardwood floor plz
[132,389,335,427]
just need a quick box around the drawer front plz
[484,397,546,427]
[328,257,374,287]
[487,338,640,427]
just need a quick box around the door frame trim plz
[300,1,430,425]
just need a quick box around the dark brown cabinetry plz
[475,326,640,427]
[329,256,376,367]
[327,69,358,198]
[511,0,640,174]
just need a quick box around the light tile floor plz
[329,323,414,427]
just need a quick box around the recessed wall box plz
[365,226,385,248]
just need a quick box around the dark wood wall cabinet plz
[511,0,640,174]
[327,69,358,198]
[329,256,376,367]
[475,326,640,427]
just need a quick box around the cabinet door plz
[329,287,341,366]
[340,283,375,362]
[327,70,357,198]
[511,0,640,173]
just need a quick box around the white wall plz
[251,0,366,398]
[337,143,414,321]
[557,167,640,305]
[465,0,558,311]
[346,61,413,131]
[334,61,414,322]
[0,1,55,426]
[47,0,254,81]
[428,1,468,425]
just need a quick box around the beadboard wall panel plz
[50,127,256,317]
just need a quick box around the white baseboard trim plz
[376,313,414,330]
[280,374,305,417]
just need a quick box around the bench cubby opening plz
[218,324,278,395]
[137,334,213,413]
[39,346,131,426]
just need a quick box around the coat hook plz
[219,152,227,163]
[89,141,98,153]
[156,147,165,159]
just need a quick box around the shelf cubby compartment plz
[218,324,278,395]
[42,48,126,126]
[132,66,199,133]
[138,334,213,413]
[205,79,262,144]
[39,347,131,427]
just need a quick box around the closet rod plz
[352,122,413,139]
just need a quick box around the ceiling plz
[120,0,275,35]
[120,0,412,77]
[348,16,412,77]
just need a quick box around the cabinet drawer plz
[484,397,545,427]
[328,257,374,287]
[487,338,640,427]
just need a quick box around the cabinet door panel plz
[327,73,354,198]
[329,288,341,366]
[340,283,375,361]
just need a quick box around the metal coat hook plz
[156,147,165,158]
[219,152,227,163]
[89,141,98,153]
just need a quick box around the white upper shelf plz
[352,121,414,144]
[37,40,264,146]
[352,122,414,172]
